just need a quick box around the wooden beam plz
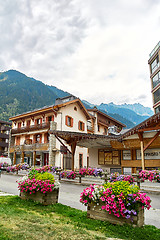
[33,151,36,166]
[55,135,72,154]
[138,132,145,170]
[138,132,143,141]
[140,141,145,170]
[21,151,24,163]
[13,152,16,165]
[138,125,160,132]
[143,131,160,151]
[71,141,77,171]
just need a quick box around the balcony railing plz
[10,142,49,152]
[11,122,50,134]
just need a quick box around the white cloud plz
[0,0,160,108]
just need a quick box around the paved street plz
[0,174,160,228]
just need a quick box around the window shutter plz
[82,123,85,131]
[65,116,68,125]
[71,118,73,127]
[46,117,48,123]
[52,115,54,121]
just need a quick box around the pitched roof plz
[87,108,126,127]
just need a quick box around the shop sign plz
[137,149,160,160]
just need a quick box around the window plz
[35,134,42,143]
[154,88,160,104]
[27,120,30,127]
[98,150,120,165]
[74,106,77,111]
[46,115,54,122]
[151,55,159,74]
[155,106,160,113]
[78,121,85,131]
[35,118,42,125]
[79,154,83,168]
[152,72,160,88]
[104,128,107,134]
[65,116,73,127]
[98,125,100,132]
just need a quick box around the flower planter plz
[87,203,144,227]
[20,189,59,205]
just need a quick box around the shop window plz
[98,150,120,165]
[65,115,73,127]
[78,121,85,131]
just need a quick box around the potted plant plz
[80,181,151,227]
[17,169,60,205]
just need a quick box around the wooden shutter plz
[71,117,73,127]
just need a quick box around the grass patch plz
[0,196,159,240]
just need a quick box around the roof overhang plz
[49,130,117,148]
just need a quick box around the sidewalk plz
[1,170,160,194]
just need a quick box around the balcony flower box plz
[17,170,60,205]
[80,181,151,227]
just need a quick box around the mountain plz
[82,100,153,127]
[0,70,153,129]
[0,70,67,121]
[109,102,153,117]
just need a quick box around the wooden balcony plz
[11,122,50,134]
[10,142,49,153]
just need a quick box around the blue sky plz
[1,0,160,108]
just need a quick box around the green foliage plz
[0,70,60,121]
[35,172,55,183]
[103,181,139,197]
[28,169,39,179]
[0,196,159,240]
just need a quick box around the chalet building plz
[87,107,125,135]
[0,120,11,156]
[9,96,91,169]
[9,95,126,170]
[72,112,160,174]
[148,41,160,113]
